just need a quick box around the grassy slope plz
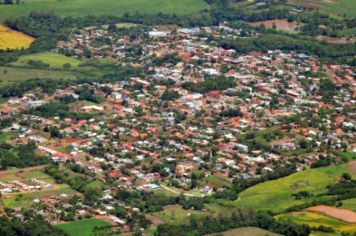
[234,164,348,212]
[206,227,282,236]
[0,0,209,22]
[276,211,356,233]
[11,52,81,68]
[341,198,356,212]
[55,219,110,236]
[0,24,34,50]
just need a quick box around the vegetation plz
[11,52,81,68]
[0,24,33,50]
[55,219,111,236]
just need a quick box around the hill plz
[0,0,209,22]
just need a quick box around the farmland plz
[233,164,348,212]
[151,204,207,224]
[206,227,282,236]
[276,211,356,233]
[0,24,34,50]
[0,0,209,22]
[55,218,111,236]
[11,52,82,68]
[340,198,356,212]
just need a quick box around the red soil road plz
[308,205,356,223]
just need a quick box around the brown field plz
[250,19,299,32]
[0,24,34,50]
[308,205,356,223]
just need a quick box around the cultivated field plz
[250,20,299,32]
[341,198,356,212]
[0,24,34,50]
[234,164,348,212]
[11,52,81,68]
[55,218,111,236]
[0,0,209,22]
[276,211,356,233]
[308,205,356,223]
[206,227,282,236]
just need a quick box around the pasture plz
[341,198,356,212]
[207,227,282,236]
[11,52,81,68]
[0,0,209,22]
[55,218,111,236]
[276,211,356,233]
[0,66,77,87]
[288,0,356,18]
[0,24,34,50]
[151,204,207,224]
[234,164,348,212]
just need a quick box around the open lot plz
[55,218,111,236]
[0,166,77,209]
[0,0,209,22]
[0,24,34,50]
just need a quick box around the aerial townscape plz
[0,0,355,235]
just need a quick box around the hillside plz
[0,0,209,22]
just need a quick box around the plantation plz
[11,52,81,68]
[55,218,111,236]
[234,164,348,212]
[0,0,209,22]
[0,24,34,50]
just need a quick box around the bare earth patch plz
[316,35,356,44]
[308,205,356,223]
[250,20,298,32]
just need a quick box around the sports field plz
[0,24,34,50]
[0,0,209,22]
[55,218,111,236]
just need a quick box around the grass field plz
[0,66,77,87]
[276,211,356,233]
[0,167,77,208]
[0,0,209,22]
[55,219,111,236]
[0,131,17,143]
[234,164,348,212]
[207,227,282,236]
[0,24,34,50]
[152,205,207,224]
[341,198,356,212]
[289,0,356,18]
[339,27,356,37]
[11,52,81,68]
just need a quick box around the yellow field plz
[0,24,34,50]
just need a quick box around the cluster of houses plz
[0,23,355,229]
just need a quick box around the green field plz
[276,211,356,233]
[0,66,77,87]
[11,52,81,68]
[0,0,209,22]
[234,164,348,212]
[289,0,356,18]
[55,219,111,236]
[0,131,17,143]
[207,227,282,236]
[0,167,77,208]
[152,205,207,224]
[341,198,356,212]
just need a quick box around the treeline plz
[0,213,67,236]
[182,77,236,93]
[219,33,356,64]
[156,211,310,236]
[0,65,141,98]
[0,141,49,170]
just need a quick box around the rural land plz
[0,0,355,235]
